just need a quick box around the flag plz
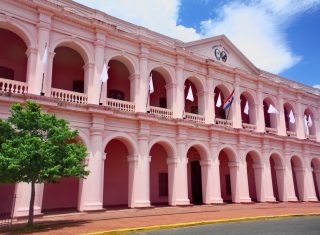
[100,63,109,83]
[223,89,234,111]
[149,75,154,94]
[267,104,278,114]
[42,45,48,65]
[186,86,194,102]
[244,99,249,115]
[289,110,295,124]
[216,92,222,108]
[304,115,309,135]
[307,115,313,127]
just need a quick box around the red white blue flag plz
[223,89,234,111]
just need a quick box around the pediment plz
[182,35,259,75]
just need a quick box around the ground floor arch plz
[291,156,304,201]
[311,158,320,200]
[187,147,203,204]
[103,139,129,208]
[269,153,285,201]
[246,151,263,202]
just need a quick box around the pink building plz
[0,0,319,217]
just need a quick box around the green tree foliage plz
[0,100,89,226]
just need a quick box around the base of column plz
[175,198,190,206]
[211,197,223,204]
[14,206,42,218]
[132,200,151,208]
[240,197,252,203]
[264,196,276,202]
[287,196,298,202]
[307,197,319,202]
[81,202,103,211]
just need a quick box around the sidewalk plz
[2,202,320,234]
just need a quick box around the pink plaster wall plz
[107,60,131,101]
[42,177,79,211]
[270,157,280,201]
[150,143,168,204]
[0,183,15,214]
[150,71,167,107]
[219,151,232,202]
[103,139,129,206]
[52,47,84,91]
[0,29,27,82]
[246,155,257,201]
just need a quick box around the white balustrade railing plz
[266,127,277,134]
[215,118,233,127]
[242,123,256,131]
[184,112,205,123]
[286,131,296,137]
[0,78,28,94]
[106,98,135,112]
[149,106,173,119]
[51,88,88,104]
[307,134,316,141]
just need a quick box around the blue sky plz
[74,0,320,88]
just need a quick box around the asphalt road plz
[131,216,320,235]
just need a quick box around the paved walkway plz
[2,202,320,234]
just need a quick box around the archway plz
[107,60,131,102]
[240,92,256,125]
[0,28,27,83]
[52,46,85,93]
[0,183,16,216]
[103,139,129,208]
[246,151,263,202]
[304,108,316,137]
[284,103,296,133]
[42,137,85,212]
[149,69,170,109]
[291,156,304,201]
[311,158,320,200]
[263,98,278,129]
[218,148,237,203]
[269,153,284,201]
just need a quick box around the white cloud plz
[74,0,320,74]
[313,85,320,89]
[74,0,200,41]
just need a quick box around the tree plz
[0,100,89,226]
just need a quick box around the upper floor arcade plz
[0,0,319,143]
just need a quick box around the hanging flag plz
[307,115,313,127]
[289,110,295,124]
[216,92,222,108]
[223,89,234,111]
[304,115,309,136]
[267,104,279,114]
[100,63,109,83]
[42,44,48,65]
[244,99,249,115]
[186,86,194,102]
[149,74,154,94]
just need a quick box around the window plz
[0,66,14,80]
[226,174,231,195]
[158,172,168,197]
[109,89,124,100]
[191,106,198,114]
[73,80,84,93]
[159,98,167,108]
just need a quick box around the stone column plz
[256,84,265,132]
[284,154,298,202]
[200,159,213,204]
[45,52,55,96]
[302,157,318,201]
[295,95,305,139]
[25,47,38,91]
[13,183,43,217]
[233,76,242,128]
[79,116,104,211]
[88,32,105,104]
[127,154,139,207]
[228,161,241,203]
[167,157,179,205]
[277,89,286,136]
[174,56,185,118]
[209,139,223,203]
[292,166,306,201]
[206,68,215,123]
[166,83,177,110]
[136,45,149,112]
[238,154,251,203]
[261,149,276,202]
[252,163,265,202]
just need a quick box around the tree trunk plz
[27,181,35,227]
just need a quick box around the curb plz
[85,213,320,235]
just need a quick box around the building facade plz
[0,0,319,217]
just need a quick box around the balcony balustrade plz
[286,131,297,137]
[0,78,28,94]
[149,106,173,119]
[106,98,135,112]
[307,134,317,141]
[215,118,233,127]
[184,112,205,123]
[51,88,88,104]
[266,127,277,134]
[242,123,256,131]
